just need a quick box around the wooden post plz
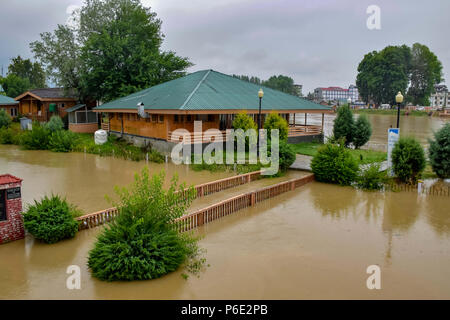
[304,113,307,126]
[250,192,256,206]
[198,212,204,226]
[321,113,324,133]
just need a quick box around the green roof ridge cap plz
[180,69,211,110]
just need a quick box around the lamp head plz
[258,88,264,98]
[395,91,404,103]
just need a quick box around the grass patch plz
[353,109,430,117]
[290,142,387,165]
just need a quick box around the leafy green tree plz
[88,168,203,281]
[263,75,297,96]
[356,45,411,106]
[264,113,288,142]
[7,56,46,89]
[0,109,12,129]
[311,143,359,185]
[428,123,450,178]
[353,114,372,149]
[0,74,30,98]
[31,0,191,102]
[333,105,354,147]
[22,195,80,244]
[30,24,81,96]
[407,43,443,105]
[392,137,426,183]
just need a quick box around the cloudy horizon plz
[0,0,448,94]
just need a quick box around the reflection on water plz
[1,178,449,299]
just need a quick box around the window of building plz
[186,115,192,122]
[180,115,184,123]
[152,114,157,123]
[0,191,6,222]
[174,115,179,123]
[159,115,164,123]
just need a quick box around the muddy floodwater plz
[1,132,449,299]
[0,145,233,213]
[1,181,449,299]
[298,113,448,151]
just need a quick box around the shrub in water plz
[277,141,296,172]
[45,115,64,132]
[392,137,426,184]
[356,164,386,190]
[22,195,80,244]
[428,123,450,178]
[353,114,372,149]
[333,105,354,147]
[0,109,12,129]
[49,130,78,152]
[311,142,359,185]
[20,123,51,150]
[264,113,288,142]
[88,168,204,281]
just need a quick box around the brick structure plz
[0,174,24,244]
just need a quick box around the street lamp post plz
[257,88,264,156]
[347,97,352,109]
[395,91,404,128]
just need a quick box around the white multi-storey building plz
[430,85,449,108]
[314,85,360,103]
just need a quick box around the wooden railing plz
[168,131,228,144]
[76,170,262,230]
[101,122,110,131]
[173,173,315,233]
[76,172,315,232]
[288,125,322,136]
[385,182,450,197]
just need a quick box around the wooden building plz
[0,95,19,118]
[94,70,332,150]
[15,88,78,122]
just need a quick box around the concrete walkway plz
[289,154,388,172]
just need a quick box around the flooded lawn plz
[0,145,233,213]
[1,180,449,299]
[299,113,448,151]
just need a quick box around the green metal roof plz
[0,95,19,105]
[94,69,331,112]
[65,104,86,113]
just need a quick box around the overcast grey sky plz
[0,0,448,94]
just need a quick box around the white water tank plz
[94,130,108,145]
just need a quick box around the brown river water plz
[0,114,449,299]
[298,113,448,151]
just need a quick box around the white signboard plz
[387,128,400,176]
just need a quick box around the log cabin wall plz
[109,113,221,140]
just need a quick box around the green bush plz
[356,164,386,190]
[45,115,64,132]
[277,141,296,172]
[428,123,450,178]
[20,123,51,150]
[49,130,78,152]
[311,142,359,185]
[22,195,80,244]
[0,127,16,144]
[333,105,354,147]
[392,137,426,183]
[232,112,257,148]
[264,113,288,142]
[88,168,204,281]
[0,109,12,128]
[353,114,372,149]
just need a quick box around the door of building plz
[0,190,6,221]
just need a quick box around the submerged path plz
[76,170,315,231]
[188,170,310,213]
